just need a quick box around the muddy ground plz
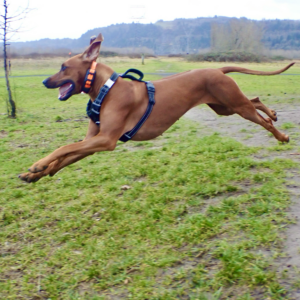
[185,103,300,298]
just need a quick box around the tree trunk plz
[3,43,16,118]
[3,0,16,118]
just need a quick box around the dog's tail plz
[220,62,295,75]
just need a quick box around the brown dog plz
[19,33,294,183]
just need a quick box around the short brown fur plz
[19,33,294,183]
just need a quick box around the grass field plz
[1,57,300,299]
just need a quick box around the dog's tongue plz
[59,83,72,99]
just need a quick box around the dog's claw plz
[19,173,28,183]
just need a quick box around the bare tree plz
[176,20,193,54]
[0,0,30,118]
[211,18,264,54]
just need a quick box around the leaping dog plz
[19,33,294,183]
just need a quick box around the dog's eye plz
[61,65,67,71]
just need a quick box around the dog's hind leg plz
[250,97,277,121]
[206,74,286,141]
[207,104,234,116]
[234,103,289,142]
[208,98,277,121]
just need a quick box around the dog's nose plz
[42,77,50,88]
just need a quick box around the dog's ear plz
[83,33,104,61]
[90,35,97,45]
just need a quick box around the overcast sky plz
[3,0,300,42]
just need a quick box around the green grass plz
[0,58,299,299]
[281,122,297,130]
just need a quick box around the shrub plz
[187,51,267,63]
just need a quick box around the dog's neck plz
[88,62,115,102]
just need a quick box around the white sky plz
[3,0,300,42]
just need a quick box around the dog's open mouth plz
[58,82,75,101]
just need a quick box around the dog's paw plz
[18,172,42,183]
[270,110,277,122]
[279,134,290,143]
[28,162,48,173]
[284,134,290,143]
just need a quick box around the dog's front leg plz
[19,120,103,183]
[28,134,116,173]
[19,152,92,183]
[27,108,127,174]
[20,102,129,181]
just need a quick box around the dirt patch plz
[0,130,8,138]
[184,104,300,297]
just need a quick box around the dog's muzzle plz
[43,77,75,101]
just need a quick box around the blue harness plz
[86,69,155,143]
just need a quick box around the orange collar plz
[82,61,97,93]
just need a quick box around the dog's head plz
[43,33,104,101]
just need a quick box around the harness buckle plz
[146,82,155,93]
[105,78,115,88]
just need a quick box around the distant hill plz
[262,19,300,49]
[10,17,300,55]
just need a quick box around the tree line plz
[2,14,300,118]
[8,17,300,56]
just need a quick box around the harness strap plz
[119,82,155,142]
[86,69,156,142]
[86,72,119,125]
